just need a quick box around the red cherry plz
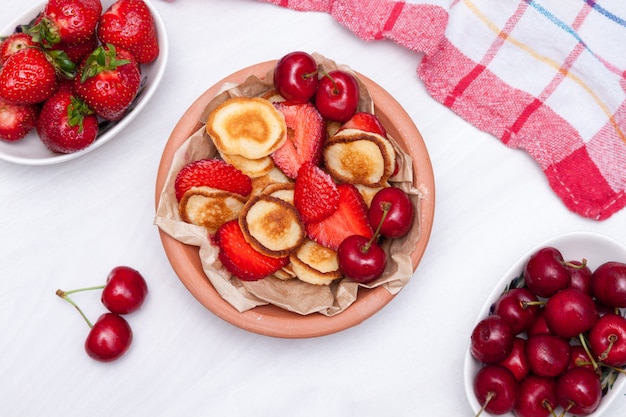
[527,308,551,336]
[85,313,133,362]
[591,261,626,308]
[368,187,414,239]
[556,367,602,416]
[493,287,541,335]
[315,70,359,122]
[588,313,626,367]
[497,336,530,381]
[473,364,519,415]
[544,288,598,338]
[470,315,514,364]
[101,266,148,314]
[565,259,592,295]
[525,334,571,378]
[523,247,571,298]
[273,51,319,103]
[337,234,386,284]
[513,375,558,417]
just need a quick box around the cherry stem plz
[55,289,95,328]
[562,258,587,269]
[522,300,545,308]
[319,69,340,94]
[363,202,390,252]
[475,391,494,417]
[578,333,600,370]
[598,334,618,362]
[542,400,557,417]
[560,400,575,417]
[302,65,321,81]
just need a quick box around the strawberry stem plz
[56,289,96,328]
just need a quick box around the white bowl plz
[0,0,168,165]
[464,231,626,416]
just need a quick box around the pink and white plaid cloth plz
[259,0,626,221]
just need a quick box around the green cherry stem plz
[578,333,600,370]
[362,202,390,252]
[55,286,105,328]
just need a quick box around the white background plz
[1,0,625,416]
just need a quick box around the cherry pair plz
[56,266,148,362]
[273,51,360,123]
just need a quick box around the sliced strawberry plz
[338,112,387,137]
[306,184,374,250]
[174,158,252,201]
[271,101,325,179]
[215,219,289,281]
[294,162,339,223]
[0,98,38,143]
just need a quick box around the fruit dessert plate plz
[0,0,168,165]
[154,54,435,338]
[464,231,626,416]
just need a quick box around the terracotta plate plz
[155,61,435,338]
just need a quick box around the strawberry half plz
[98,0,160,64]
[294,162,339,223]
[338,112,387,137]
[174,158,253,201]
[215,219,289,281]
[306,184,374,250]
[0,98,38,142]
[271,101,325,179]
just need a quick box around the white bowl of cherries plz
[465,231,626,417]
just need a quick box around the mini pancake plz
[179,186,246,233]
[290,239,342,286]
[323,128,396,186]
[239,194,304,258]
[218,150,275,179]
[207,97,287,160]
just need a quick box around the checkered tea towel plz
[259,0,626,221]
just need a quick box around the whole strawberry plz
[74,44,141,121]
[29,0,103,46]
[0,48,59,105]
[0,98,38,142]
[97,0,159,64]
[37,89,99,153]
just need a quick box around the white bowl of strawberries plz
[0,0,168,165]
[465,231,626,417]
[155,52,435,338]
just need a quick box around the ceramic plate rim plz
[463,231,626,416]
[154,60,436,338]
[0,0,169,166]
